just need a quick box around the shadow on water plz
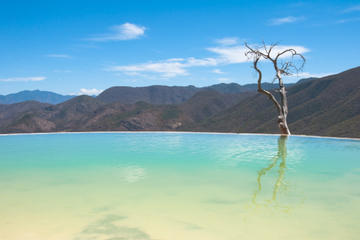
[252,136,288,208]
[74,214,153,240]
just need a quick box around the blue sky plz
[0,0,359,95]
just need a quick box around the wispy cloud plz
[108,60,187,78]
[46,54,71,58]
[208,45,309,64]
[207,46,248,63]
[107,44,309,78]
[77,88,103,96]
[88,23,146,41]
[343,5,360,13]
[269,16,305,25]
[107,57,218,78]
[213,69,225,74]
[289,72,334,79]
[336,17,360,24]
[0,76,46,82]
[215,37,238,46]
[123,71,147,77]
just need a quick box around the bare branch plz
[246,44,282,114]
[275,48,306,75]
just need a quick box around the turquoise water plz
[0,132,359,240]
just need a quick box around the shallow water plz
[0,132,359,240]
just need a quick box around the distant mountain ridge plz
[0,81,293,105]
[97,82,292,104]
[0,90,74,104]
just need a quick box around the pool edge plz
[0,131,359,141]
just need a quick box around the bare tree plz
[245,42,305,135]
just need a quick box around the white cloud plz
[343,5,360,13]
[215,37,238,46]
[185,57,218,67]
[288,72,334,79]
[77,88,103,96]
[107,57,218,78]
[46,54,71,58]
[208,45,309,64]
[108,61,186,78]
[213,69,225,74]
[107,43,309,78]
[166,58,185,62]
[123,72,147,77]
[269,16,304,25]
[207,46,248,63]
[0,76,46,82]
[88,23,146,41]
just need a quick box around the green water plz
[0,132,359,240]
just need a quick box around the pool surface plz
[0,132,359,240]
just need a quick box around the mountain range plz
[0,66,359,138]
[0,82,285,105]
[0,90,74,104]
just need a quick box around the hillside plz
[96,85,199,104]
[198,66,360,138]
[0,89,246,133]
[96,83,280,104]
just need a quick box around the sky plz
[0,0,359,95]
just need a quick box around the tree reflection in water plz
[252,136,288,208]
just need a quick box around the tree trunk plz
[278,114,290,135]
[278,74,291,135]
